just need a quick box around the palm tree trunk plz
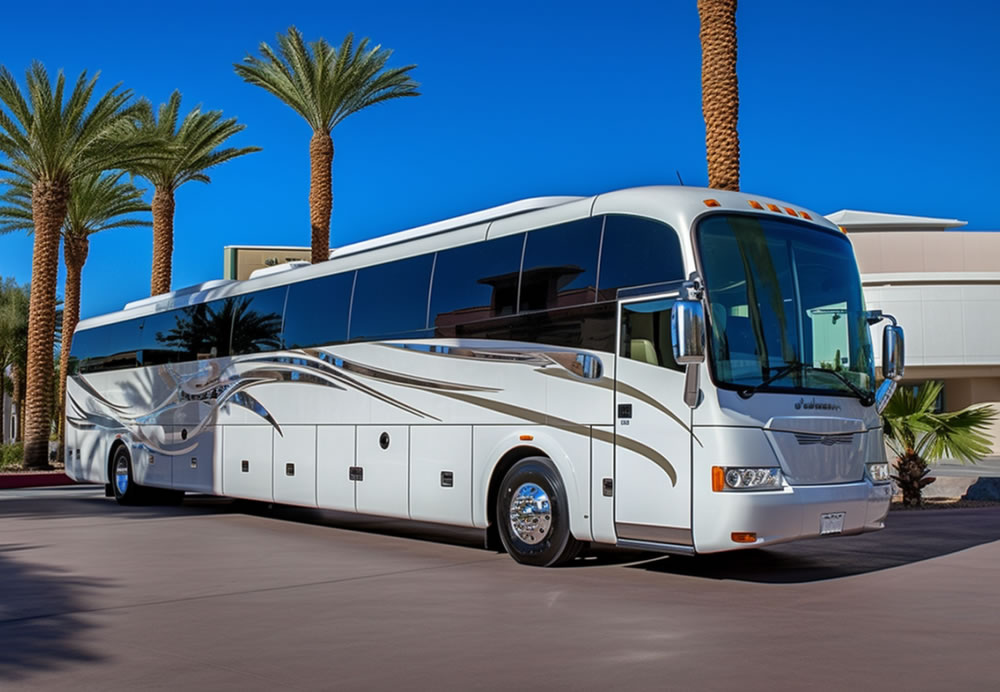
[150,188,176,296]
[309,131,334,265]
[23,181,70,469]
[698,0,741,191]
[57,235,89,450]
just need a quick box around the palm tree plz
[235,27,419,264]
[129,91,259,296]
[0,62,152,468]
[698,0,740,191]
[883,381,998,507]
[0,172,151,443]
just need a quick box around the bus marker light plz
[703,199,721,207]
[784,207,797,216]
[520,434,534,441]
[731,532,757,543]
[766,203,782,212]
[712,466,725,492]
[799,211,812,220]
[748,200,764,210]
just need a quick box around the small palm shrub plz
[882,381,997,507]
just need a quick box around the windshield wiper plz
[806,366,875,406]
[738,361,806,399]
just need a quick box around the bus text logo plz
[794,397,841,411]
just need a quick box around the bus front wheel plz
[496,457,582,567]
[111,446,145,506]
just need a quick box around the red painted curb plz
[0,472,77,490]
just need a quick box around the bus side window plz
[284,271,354,349]
[229,287,287,355]
[349,254,434,340]
[519,218,602,312]
[598,215,684,301]
[429,233,524,331]
[620,299,682,372]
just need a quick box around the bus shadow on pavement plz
[630,507,1000,583]
[0,543,109,680]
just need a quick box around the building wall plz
[854,229,1000,456]
[224,247,311,281]
[850,231,1000,273]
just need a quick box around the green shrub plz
[0,443,24,470]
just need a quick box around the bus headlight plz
[712,466,783,491]
[866,462,891,484]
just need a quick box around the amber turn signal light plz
[712,466,725,492]
[519,434,534,441]
[731,532,757,543]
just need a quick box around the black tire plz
[496,457,583,567]
[111,445,145,506]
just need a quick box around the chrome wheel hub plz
[509,483,552,544]
[115,457,129,495]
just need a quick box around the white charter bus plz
[65,186,905,566]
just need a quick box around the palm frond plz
[883,380,998,464]
[0,169,151,238]
[234,26,420,134]
[127,90,259,191]
[0,61,150,187]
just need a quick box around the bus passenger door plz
[614,296,693,547]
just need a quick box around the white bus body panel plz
[223,425,273,501]
[356,425,409,519]
[410,425,473,526]
[273,425,318,507]
[316,426,356,512]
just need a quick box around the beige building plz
[223,245,312,281]
[828,210,1000,452]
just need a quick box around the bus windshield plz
[696,213,875,398]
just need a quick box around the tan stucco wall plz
[850,231,1000,274]
[231,248,311,281]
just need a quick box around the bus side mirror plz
[882,325,904,382]
[672,300,706,365]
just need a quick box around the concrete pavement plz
[1,485,999,690]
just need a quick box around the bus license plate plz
[820,512,846,535]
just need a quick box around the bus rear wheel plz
[496,457,582,567]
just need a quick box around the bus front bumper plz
[693,479,893,554]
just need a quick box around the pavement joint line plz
[0,555,505,629]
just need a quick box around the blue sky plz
[1,0,998,319]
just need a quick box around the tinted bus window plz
[229,287,287,355]
[73,318,142,373]
[284,272,355,349]
[598,215,684,300]
[140,309,188,365]
[429,234,524,331]
[147,299,235,363]
[519,218,602,312]
[349,254,434,340]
